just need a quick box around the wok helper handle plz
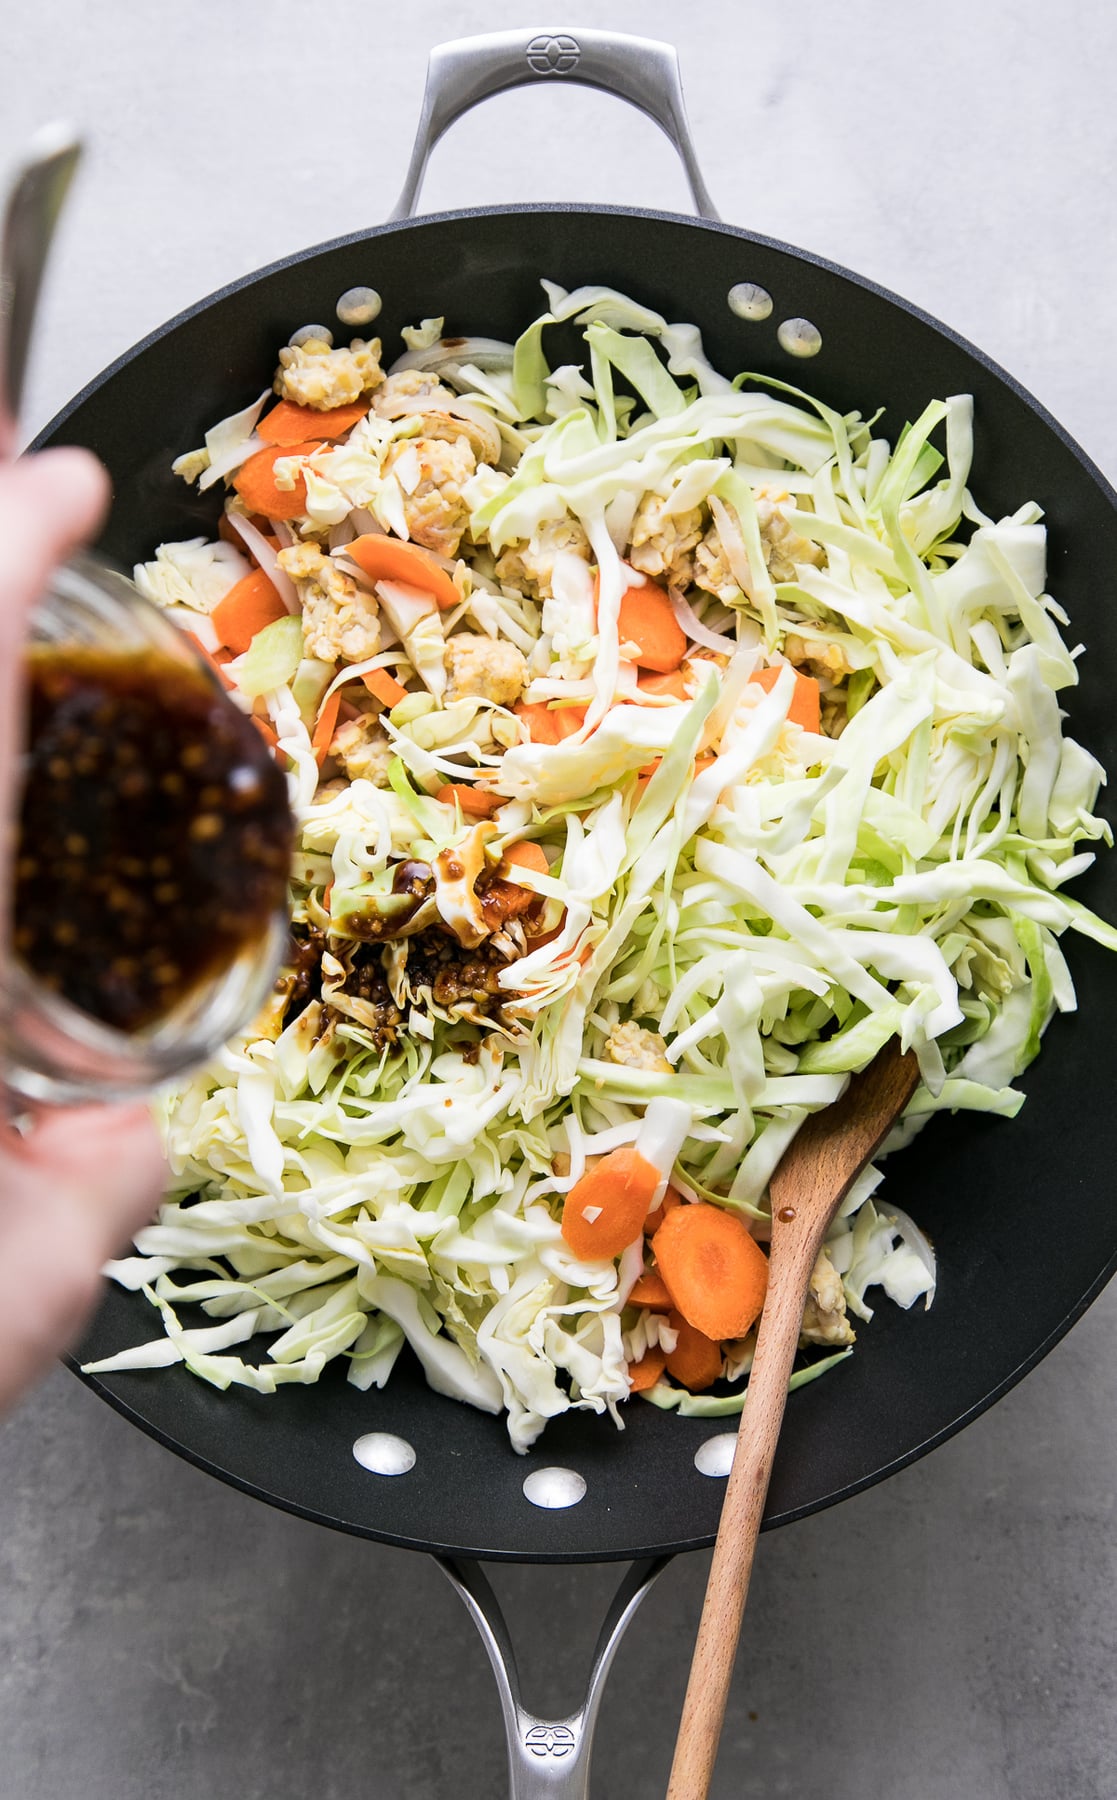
[390,29,719,221]
[438,1555,669,1799]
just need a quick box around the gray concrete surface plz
[2,1,1116,1794]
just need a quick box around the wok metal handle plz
[389,29,719,223]
[437,1555,670,1799]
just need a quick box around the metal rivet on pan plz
[352,1432,416,1475]
[288,323,334,349]
[522,1466,587,1509]
[336,286,382,327]
[728,282,773,322]
[694,1433,738,1478]
[777,317,823,358]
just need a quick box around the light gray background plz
[2,2,1115,1795]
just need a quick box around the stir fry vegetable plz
[91,282,1116,1451]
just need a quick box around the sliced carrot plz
[481,839,550,922]
[311,691,342,767]
[363,667,409,708]
[653,1202,769,1341]
[561,1147,662,1262]
[482,886,535,927]
[628,1268,674,1309]
[501,841,549,879]
[347,533,460,611]
[436,783,502,819]
[627,1344,668,1393]
[258,398,368,447]
[665,1313,723,1392]
[485,877,546,930]
[616,579,686,673]
[638,668,690,700]
[211,568,290,655]
[645,1184,683,1238]
[232,441,322,520]
[752,664,821,734]
[514,700,588,745]
[482,891,528,927]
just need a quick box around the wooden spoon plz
[666,1039,920,1800]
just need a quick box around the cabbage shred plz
[95,283,1116,1451]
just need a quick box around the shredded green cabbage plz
[94,282,1116,1452]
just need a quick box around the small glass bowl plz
[1,553,290,1106]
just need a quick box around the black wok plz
[35,25,1117,1794]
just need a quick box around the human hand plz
[0,452,166,1413]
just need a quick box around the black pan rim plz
[28,201,1117,522]
[63,1233,1116,1564]
[41,198,1117,1562]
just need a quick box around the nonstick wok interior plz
[51,205,1117,1561]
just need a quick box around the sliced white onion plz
[197,431,265,492]
[441,397,503,466]
[272,520,296,549]
[334,553,376,592]
[709,493,758,599]
[195,389,271,491]
[223,511,299,614]
[327,518,357,551]
[669,585,738,653]
[389,334,515,376]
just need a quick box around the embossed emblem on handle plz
[524,1724,577,1758]
[525,33,581,76]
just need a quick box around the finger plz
[0,1106,167,1412]
[12,1101,168,1248]
[0,449,110,625]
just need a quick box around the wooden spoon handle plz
[666,1045,918,1798]
[665,1230,818,1800]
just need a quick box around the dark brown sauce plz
[14,645,294,1034]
